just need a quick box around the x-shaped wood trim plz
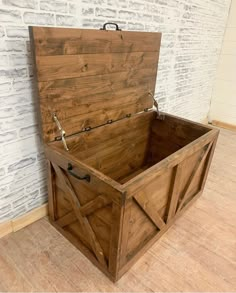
[176,142,213,212]
[56,194,111,228]
[134,192,166,230]
[52,163,107,267]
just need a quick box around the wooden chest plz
[30,24,219,282]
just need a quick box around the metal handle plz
[100,22,121,31]
[67,163,90,182]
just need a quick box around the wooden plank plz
[200,137,218,190]
[108,202,124,277]
[52,163,107,267]
[56,211,77,228]
[56,194,111,228]
[36,52,159,81]
[80,195,111,216]
[39,68,156,100]
[30,27,161,55]
[47,160,57,221]
[119,199,132,268]
[166,164,183,223]
[133,194,166,230]
[177,142,213,212]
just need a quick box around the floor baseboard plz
[211,120,236,132]
[0,203,48,239]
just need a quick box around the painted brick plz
[0,55,8,67]
[3,0,37,9]
[40,0,67,13]
[19,124,38,137]
[9,54,31,66]
[107,0,127,8]
[0,68,27,79]
[0,168,5,177]
[118,10,136,20]
[0,108,15,119]
[83,0,106,4]
[13,205,27,218]
[0,130,17,144]
[24,12,55,25]
[82,7,94,16]
[0,186,9,196]
[6,40,25,52]
[6,26,29,38]
[0,81,11,93]
[0,93,32,109]
[13,79,34,92]
[0,188,24,204]
[68,2,76,15]
[129,1,146,11]
[15,103,35,116]
[0,26,5,38]
[8,157,37,173]
[56,15,77,26]
[12,195,28,209]
[0,9,21,23]
[96,8,117,18]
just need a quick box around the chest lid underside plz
[30,25,162,144]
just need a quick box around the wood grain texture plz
[0,128,235,291]
[30,26,161,143]
[30,26,162,56]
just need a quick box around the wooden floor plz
[0,128,235,292]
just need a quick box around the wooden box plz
[30,24,219,282]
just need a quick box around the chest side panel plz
[30,26,161,143]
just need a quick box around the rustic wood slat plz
[134,193,166,230]
[177,142,213,212]
[47,160,57,221]
[80,195,111,217]
[166,164,183,223]
[56,194,112,228]
[51,163,107,267]
[56,211,77,228]
[36,52,159,82]
[30,27,161,56]
[108,202,125,277]
[42,97,152,142]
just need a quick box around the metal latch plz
[53,113,69,151]
[148,91,165,120]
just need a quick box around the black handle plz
[100,22,121,31]
[67,163,90,182]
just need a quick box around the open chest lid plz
[30,24,162,146]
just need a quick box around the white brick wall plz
[0,0,231,222]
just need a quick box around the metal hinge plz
[52,113,69,151]
[148,91,165,120]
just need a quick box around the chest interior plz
[51,110,210,184]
